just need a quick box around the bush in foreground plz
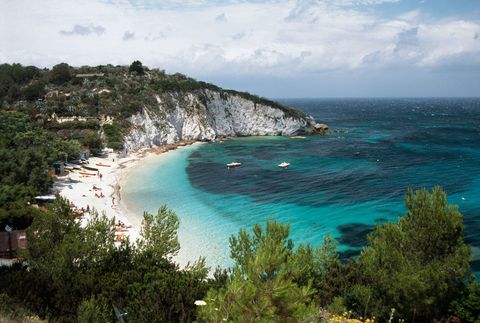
[351,187,471,321]
[0,199,210,322]
[199,187,476,322]
[0,187,478,322]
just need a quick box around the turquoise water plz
[124,98,480,272]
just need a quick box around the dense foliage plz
[0,111,80,229]
[103,123,124,150]
[49,63,73,85]
[351,187,471,320]
[0,62,306,123]
[198,220,319,321]
[0,63,40,103]
[129,60,145,75]
[0,183,478,322]
[199,187,479,322]
[0,200,211,322]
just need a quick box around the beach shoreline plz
[53,140,201,247]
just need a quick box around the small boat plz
[64,162,82,170]
[79,171,97,176]
[227,162,241,168]
[96,163,111,167]
[290,136,306,139]
[83,165,99,172]
[278,162,290,168]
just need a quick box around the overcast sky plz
[1,0,479,98]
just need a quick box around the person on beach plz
[112,197,115,206]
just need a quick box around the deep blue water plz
[125,98,480,272]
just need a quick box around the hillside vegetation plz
[1,61,307,151]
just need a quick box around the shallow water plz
[124,98,480,272]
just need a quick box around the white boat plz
[227,162,241,168]
[278,162,290,168]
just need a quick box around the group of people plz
[115,220,132,230]
[95,192,105,198]
[91,185,105,198]
[68,201,90,217]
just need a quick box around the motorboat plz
[278,162,290,168]
[227,162,241,168]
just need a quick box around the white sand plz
[53,150,151,243]
[53,143,199,248]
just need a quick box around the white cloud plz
[60,24,106,36]
[214,13,228,23]
[317,0,400,6]
[398,9,421,22]
[0,0,479,77]
[232,32,246,40]
[416,20,480,67]
[123,31,136,41]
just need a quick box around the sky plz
[1,0,479,98]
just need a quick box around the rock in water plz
[309,123,329,135]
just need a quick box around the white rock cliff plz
[123,90,319,152]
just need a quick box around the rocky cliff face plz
[123,90,320,152]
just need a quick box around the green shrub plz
[129,60,144,75]
[103,124,124,150]
[49,63,72,85]
[77,296,112,323]
[355,187,471,321]
[23,81,45,101]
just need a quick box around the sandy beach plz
[53,141,199,245]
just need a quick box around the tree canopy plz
[129,60,144,75]
[0,201,211,322]
[198,187,478,322]
[198,220,332,322]
[0,111,80,229]
[0,187,478,322]
[350,187,472,321]
[49,63,73,85]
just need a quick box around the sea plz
[123,98,480,274]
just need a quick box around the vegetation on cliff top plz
[0,61,307,120]
[0,61,308,153]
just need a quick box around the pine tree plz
[353,187,471,321]
[198,220,320,322]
